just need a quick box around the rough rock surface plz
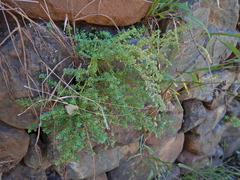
[177,149,210,169]
[0,0,240,179]
[0,121,30,173]
[2,162,61,180]
[179,70,236,101]
[163,100,184,139]
[180,99,207,133]
[190,105,226,135]
[183,105,227,156]
[167,0,239,90]
[2,0,152,26]
[0,24,73,129]
[220,123,240,158]
[85,173,108,180]
[108,133,184,180]
[23,134,51,169]
[2,162,43,180]
[64,141,139,179]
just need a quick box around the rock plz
[190,105,226,135]
[226,98,240,117]
[222,137,240,158]
[63,141,139,179]
[184,131,222,156]
[167,0,239,91]
[178,145,223,171]
[84,173,108,180]
[177,149,210,170]
[2,161,45,180]
[154,133,184,163]
[23,134,52,169]
[108,133,184,180]
[107,156,147,180]
[0,24,73,129]
[220,122,240,158]
[212,145,224,159]
[179,70,236,102]
[183,109,235,157]
[204,91,229,110]
[158,165,181,180]
[2,0,152,26]
[45,166,62,180]
[164,101,184,139]
[180,99,207,133]
[108,124,143,147]
[0,121,30,173]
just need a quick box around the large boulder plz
[167,0,239,91]
[0,24,73,129]
[2,0,152,26]
[0,121,30,173]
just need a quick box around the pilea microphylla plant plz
[16,24,187,164]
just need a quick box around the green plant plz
[147,0,191,19]
[19,25,185,164]
[178,159,240,180]
[224,115,240,129]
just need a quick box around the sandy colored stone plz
[2,0,152,26]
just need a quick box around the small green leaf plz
[197,45,212,63]
[203,32,240,38]
[147,170,154,180]
[190,73,203,92]
[219,39,240,56]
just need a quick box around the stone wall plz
[0,0,239,179]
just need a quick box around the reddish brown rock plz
[23,134,52,169]
[177,149,210,170]
[0,121,30,173]
[108,123,143,147]
[60,141,139,179]
[184,131,222,156]
[164,100,184,139]
[2,0,152,26]
[108,133,184,180]
[0,23,73,129]
[155,133,184,163]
